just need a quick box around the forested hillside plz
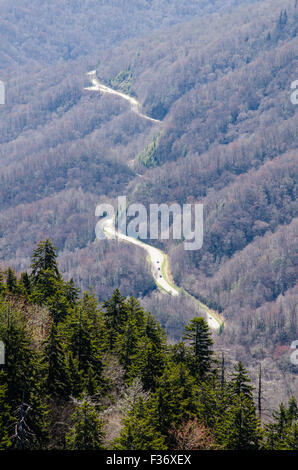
[0,0,297,418]
[0,0,260,71]
[0,241,297,450]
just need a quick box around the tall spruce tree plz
[183,317,214,379]
[264,397,298,450]
[0,373,12,449]
[0,306,48,448]
[63,306,105,395]
[115,397,166,450]
[217,362,261,450]
[103,289,128,350]
[66,398,105,450]
[6,268,19,294]
[31,240,60,282]
[20,272,31,296]
[42,324,71,400]
[114,310,141,381]
[155,363,198,438]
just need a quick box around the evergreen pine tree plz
[115,299,166,390]
[218,394,261,450]
[67,352,83,398]
[115,397,166,450]
[20,272,31,295]
[221,353,225,389]
[66,398,105,450]
[217,362,261,450]
[42,324,71,400]
[182,317,214,379]
[65,278,80,307]
[155,363,198,438]
[283,423,298,450]
[0,306,48,448]
[103,289,128,349]
[264,398,298,450]
[63,307,105,394]
[230,361,254,398]
[114,310,141,381]
[0,270,5,295]
[29,240,70,319]
[286,396,298,423]
[6,268,18,294]
[47,287,70,323]
[0,373,12,449]
[170,341,192,367]
[31,239,60,282]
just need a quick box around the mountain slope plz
[0,0,297,409]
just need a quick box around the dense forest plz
[0,0,297,428]
[0,240,297,450]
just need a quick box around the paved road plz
[87,70,222,331]
[101,217,222,331]
[103,217,179,296]
[85,70,161,123]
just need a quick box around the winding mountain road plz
[85,70,161,123]
[87,70,223,331]
[102,217,222,331]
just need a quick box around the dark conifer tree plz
[0,307,48,448]
[155,363,198,438]
[31,239,60,283]
[0,374,12,449]
[65,278,80,307]
[20,272,31,296]
[0,271,5,296]
[115,397,166,450]
[63,307,105,393]
[217,362,261,450]
[103,289,128,350]
[6,268,18,294]
[183,317,214,379]
[66,398,105,450]
[67,352,83,398]
[42,324,71,400]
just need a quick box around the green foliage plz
[217,394,262,450]
[215,362,262,450]
[0,239,296,450]
[105,295,167,390]
[110,68,135,96]
[155,363,198,438]
[264,397,298,450]
[0,305,49,448]
[0,271,5,296]
[20,272,31,296]
[5,268,19,294]
[0,377,12,449]
[31,239,60,283]
[137,135,160,167]
[62,305,106,398]
[65,278,80,306]
[42,324,71,400]
[183,317,214,379]
[66,398,105,450]
[114,397,166,450]
[103,288,128,349]
[29,240,79,323]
